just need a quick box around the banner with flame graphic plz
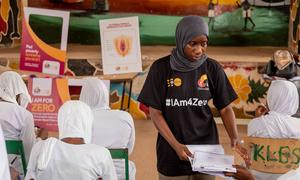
[20,7,69,75]
[99,16,142,75]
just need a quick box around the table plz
[99,73,139,111]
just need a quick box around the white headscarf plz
[58,100,94,144]
[249,80,300,138]
[0,71,31,108]
[267,80,298,115]
[79,78,110,110]
[37,101,94,171]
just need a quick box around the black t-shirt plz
[138,55,237,176]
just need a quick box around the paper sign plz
[20,7,69,75]
[245,137,300,173]
[99,16,142,75]
[27,78,70,131]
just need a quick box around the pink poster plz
[20,7,69,75]
[27,78,70,131]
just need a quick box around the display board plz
[20,7,69,75]
[99,16,142,74]
[27,77,70,131]
[245,137,300,173]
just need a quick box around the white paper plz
[187,144,224,155]
[192,151,236,173]
[187,144,224,164]
[187,145,236,178]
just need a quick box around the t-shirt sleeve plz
[138,62,164,110]
[211,67,238,110]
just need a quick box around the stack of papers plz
[187,145,224,155]
[187,145,236,178]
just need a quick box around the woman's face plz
[183,35,208,62]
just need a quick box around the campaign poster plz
[27,77,70,131]
[20,7,69,75]
[99,16,142,75]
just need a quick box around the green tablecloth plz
[29,6,289,46]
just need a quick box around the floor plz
[130,119,248,180]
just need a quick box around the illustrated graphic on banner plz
[27,78,70,131]
[0,0,23,48]
[99,16,142,74]
[20,7,70,75]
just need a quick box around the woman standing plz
[138,16,244,179]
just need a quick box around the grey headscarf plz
[170,16,209,72]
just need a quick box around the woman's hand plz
[36,128,48,140]
[224,165,255,180]
[255,104,268,117]
[9,166,20,180]
[173,143,192,161]
[232,143,252,167]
